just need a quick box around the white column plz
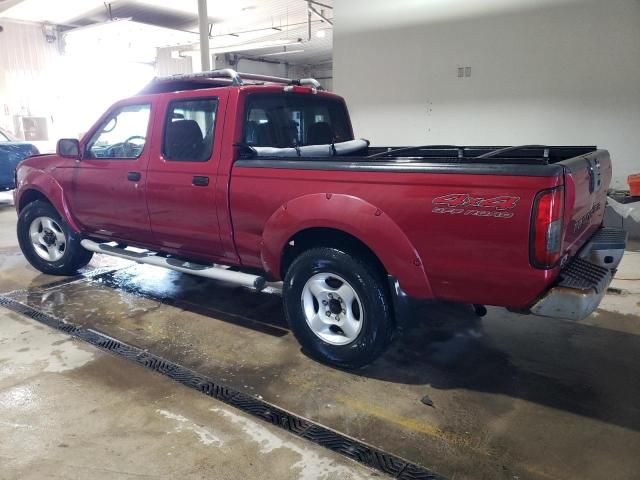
[197,0,211,71]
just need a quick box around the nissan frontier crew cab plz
[14,69,627,368]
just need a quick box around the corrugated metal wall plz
[0,20,60,141]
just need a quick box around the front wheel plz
[283,247,395,369]
[17,200,93,275]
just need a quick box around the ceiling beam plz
[0,0,27,15]
[308,4,333,26]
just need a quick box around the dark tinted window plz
[244,94,352,148]
[163,98,218,162]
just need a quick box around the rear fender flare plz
[260,193,432,298]
[17,169,81,233]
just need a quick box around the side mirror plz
[57,138,81,159]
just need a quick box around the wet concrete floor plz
[0,310,378,480]
[1,195,640,479]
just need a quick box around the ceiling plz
[0,0,333,65]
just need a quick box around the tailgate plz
[560,149,611,257]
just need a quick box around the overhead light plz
[208,38,302,54]
[315,29,327,38]
[260,49,304,57]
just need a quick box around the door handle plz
[192,176,209,186]
[127,172,141,182]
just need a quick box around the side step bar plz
[81,239,267,291]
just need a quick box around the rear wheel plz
[17,200,93,275]
[283,247,395,369]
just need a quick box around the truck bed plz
[237,145,600,177]
[232,144,610,307]
[363,145,597,164]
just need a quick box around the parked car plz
[0,127,39,191]
[13,70,626,368]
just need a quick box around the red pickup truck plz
[14,69,626,368]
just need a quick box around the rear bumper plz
[530,227,627,321]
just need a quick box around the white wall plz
[289,63,333,92]
[0,19,59,147]
[155,47,193,76]
[227,56,287,77]
[334,0,640,189]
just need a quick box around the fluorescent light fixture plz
[208,38,302,54]
[260,49,305,57]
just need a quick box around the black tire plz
[17,200,93,275]
[283,247,395,369]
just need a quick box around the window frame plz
[84,103,152,161]
[161,96,219,163]
[242,93,354,148]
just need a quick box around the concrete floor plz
[1,191,640,480]
[0,194,380,480]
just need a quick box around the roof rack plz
[151,68,323,90]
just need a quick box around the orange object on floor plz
[629,174,640,196]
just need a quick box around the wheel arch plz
[16,176,81,233]
[17,188,50,212]
[260,193,432,298]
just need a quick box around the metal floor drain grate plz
[0,294,445,480]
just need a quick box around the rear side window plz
[163,98,218,162]
[244,94,352,148]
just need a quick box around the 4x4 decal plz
[432,193,520,218]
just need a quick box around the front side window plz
[0,130,9,142]
[244,94,353,148]
[86,104,151,159]
[163,98,218,162]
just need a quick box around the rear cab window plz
[244,94,353,148]
[163,98,218,162]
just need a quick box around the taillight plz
[530,187,564,268]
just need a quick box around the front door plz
[67,100,154,244]
[146,91,227,260]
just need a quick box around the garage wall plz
[0,19,59,141]
[155,47,193,77]
[289,64,333,92]
[155,47,334,91]
[334,0,640,189]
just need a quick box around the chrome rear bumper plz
[530,227,627,321]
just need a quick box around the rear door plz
[560,150,611,256]
[146,90,228,259]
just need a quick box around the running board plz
[80,239,267,291]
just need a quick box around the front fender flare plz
[260,193,432,298]
[16,168,81,233]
